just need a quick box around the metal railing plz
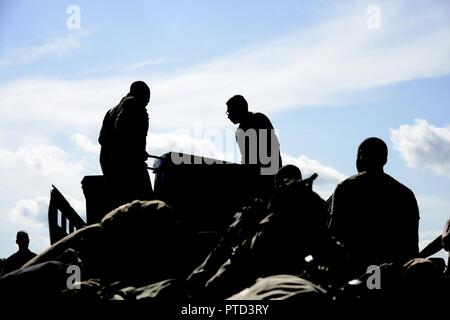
[48,185,86,244]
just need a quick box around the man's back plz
[236,112,282,170]
[238,112,273,131]
[99,95,149,172]
[329,172,419,267]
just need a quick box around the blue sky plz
[0,0,449,258]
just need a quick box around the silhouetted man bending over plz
[1,231,36,276]
[99,81,154,208]
[226,95,282,175]
[329,137,419,271]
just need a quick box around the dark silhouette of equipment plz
[48,152,275,253]
[48,185,86,244]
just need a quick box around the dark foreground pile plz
[0,199,449,312]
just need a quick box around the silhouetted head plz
[226,95,249,124]
[16,231,30,251]
[275,164,302,189]
[129,81,150,106]
[356,137,388,173]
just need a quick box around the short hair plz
[226,95,248,112]
[130,81,150,96]
[358,137,388,164]
[16,230,29,241]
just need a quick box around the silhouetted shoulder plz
[383,174,419,211]
[251,112,274,129]
[383,173,415,194]
[335,172,366,189]
[115,96,148,129]
[343,172,366,182]
[116,96,138,115]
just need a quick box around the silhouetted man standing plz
[99,81,154,208]
[1,231,36,276]
[329,137,419,271]
[226,95,282,175]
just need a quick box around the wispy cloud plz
[123,59,177,72]
[390,119,450,178]
[0,33,89,68]
[149,0,450,123]
[83,59,176,75]
[83,65,114,75]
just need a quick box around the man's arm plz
[403,190,420,258]
[98,110,112,146]
[255,113,280,168]
[328,183,347,242]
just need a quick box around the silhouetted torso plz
[236,112,282,168]
[329,172,419,269]
[1,248,36,276]
[99,94,153,208]
[99,95,149,170]
[201,179,329,299]
[255,179,328,276]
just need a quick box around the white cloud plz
[0,34,84,68]
[0,141,92,237]
[390,119,450,178]
[0,138,88,255]
[0,144,84,177]
[416,194,450,258]
[0,77,126,134]
[282,154,346,185]
[9,196,49,226]
[282,153,347,199]
[417,194,450,229]
[72,133,100,155]
[6,196,51,254]
[3,192,86,256]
